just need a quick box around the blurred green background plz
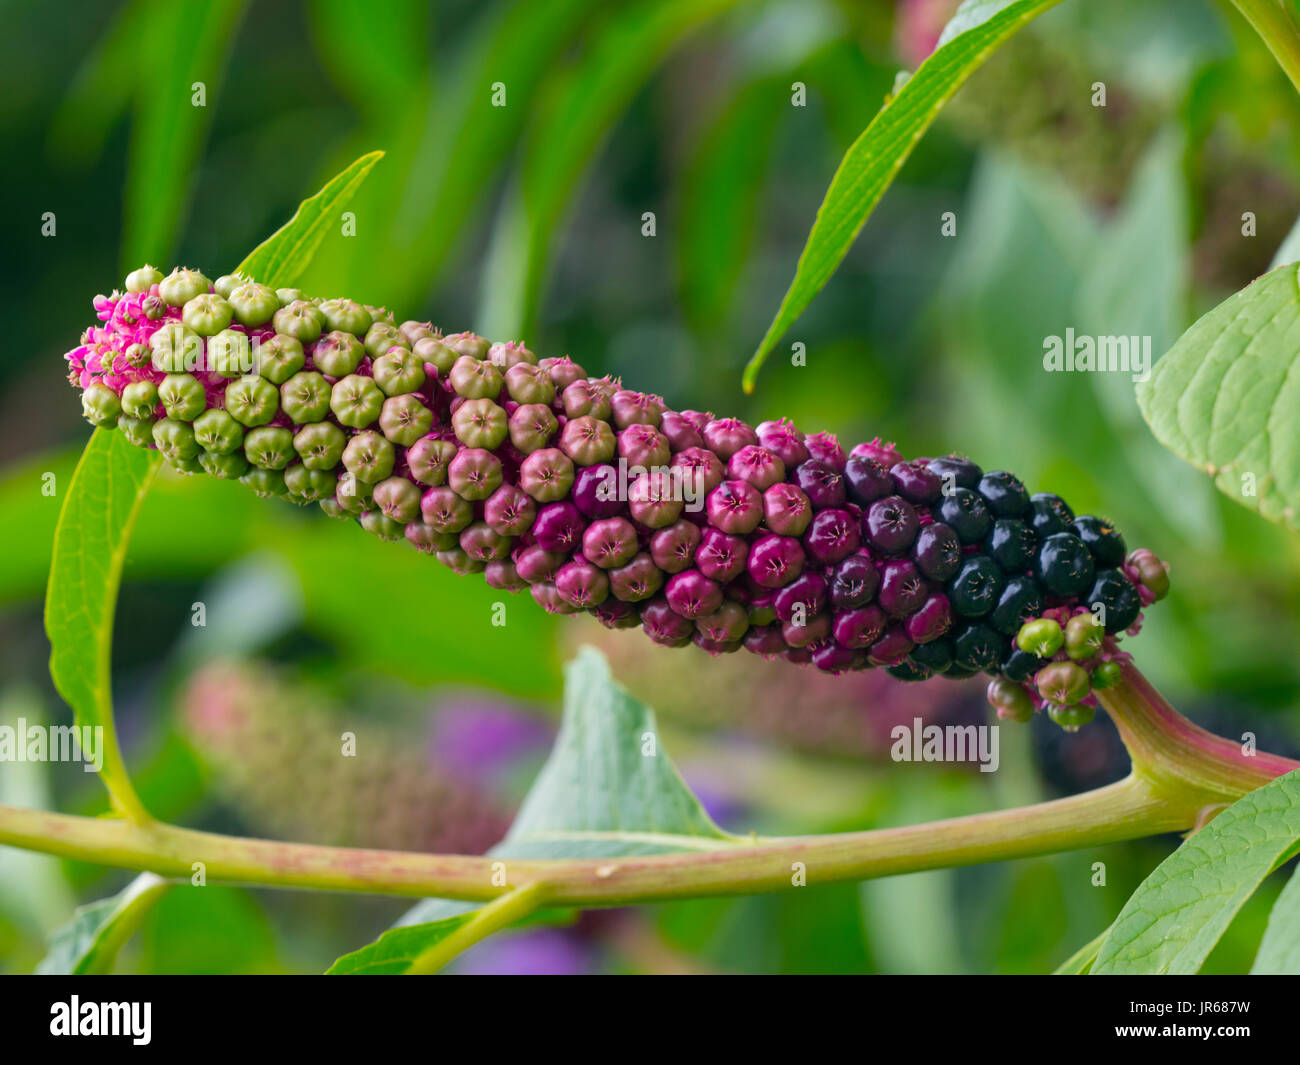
[2,0,1300,974]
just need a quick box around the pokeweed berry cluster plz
[66,265,1171,731]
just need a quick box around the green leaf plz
[1136,263,1300,530]
[326,913,477,975]
[307,0,430,122]
[742,0,1062,392]
[1251,860,1300,973]
[1093,769,1300,974]
[1053,925,1110,974]
[1268,209,1300,270]
[35,873,170,975]
[235,150,386,289]
[44,429,161,816]
[337,647,735,969]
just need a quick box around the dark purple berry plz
[844,456,893,506]
[747,533,806,589]
[878,558,928,618]
[802,507,860,565]
[773,572,828,623]
[912,522,961,581]
[948,556,1005,618]
[833,605,886,649]
[829,552,880,609]
[572,464,623,518]
[532,502,586,553]
[641,597,694,646]
[592,598,639,629]
[989,575,1044,636]
[811,641,857,674]
[977,471,1029,517]
[609,553,664,602]
[889,461,942,504]
[1073,515,1127,568]
[1000,647,1046,683]
[986,518,1038,573]
[886,660,932,682]
[743,625,787,657]
[864,495,919,554]
[867,626,914,666]
[1035,532,1095,598]
[936,487,991,543]
[905,593,952,643]
[1086,569,1141,633]
[792,460,846,509]
[1028,492,1074,536]
[927,455,982,491]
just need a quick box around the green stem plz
[1232,0,1300,95]
[1,667,1293,905]
[407,883,551,974]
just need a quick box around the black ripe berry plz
[948,556,1005,618]
[886,659,932,682]
[912,522,962,581]
[990,575,1044,636]
[977,471,1029,517]
[936,487,992,543]
[1086,568,1142,633]
[927,455,983,491]
[1073,515,1127,568]
[910,636,954,674]
[1035,532,1096,598]
[952,621,1007,673]
[1000,646,1047,683]
[986,518,1038,573]
[1028,492,1074,536]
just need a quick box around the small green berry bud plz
[166,453,204,476]
[159,267,211,306]
[451,398,508,450]
[360,509,406,541]
[436,547,486,574]
[319,497,347,519]
[379,394,434,446]
[152,418,200,461]
[400,320,436,347]
[449,356,502,400]
[372,476,422,524]
[447,447,503,501]
[117,414,156,448]
[342,430,395,484]
[335,471,374,514]
[413,336,456,373]
[488,340,537,368]
[142,295,167,319]
[199,449,250,480]
[182,293,233,336]
[406,437,457,486]
[207,329,253,377]
[364,322,408,360]
[312,330,365,377]
[213,273,250,299]
[283,463,335,503]
[80,383,122,427]
[273,300,325,342]
[330,374,385,429]
[121,380,159,419]
[1016,617,1063,658]
[1047,702,1095,732]
[986,676,1034,722]
[244,426,295,470]
[224,375,280,427]
[447,333,490,359]
[149,321,201,373]
[1034,660,1090,706]
[276,287,304,304]
[1064,612,1105,660]
[193,409,245,455]
[157,373,207,421]
[508,403,558,454]
[319,298,373,336]
[293,421,347,470]
[125,264,163,293]
[561,379,612,420]
[420,486,473,533]
[1090,660,1123,690]
[280,371,332,423]
[256,335,305,384]
[228,282,279,327]
[372,349,426,396]
[558,415,615,466]
[505,363,555,405]
[240,467,285,497]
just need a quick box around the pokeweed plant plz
[8,0,1300,975]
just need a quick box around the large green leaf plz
[1053,926,1110,974]
[1094,769,1300,974]
[1251,860,1300,974]
[742,0,1062,392]
[327,913,478,975]
[235,150,386,288]
[35,873,170,975]
[1136,263,1300,530]
[332,647,735,971]
[44,429,161,815]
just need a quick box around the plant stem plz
[1232,0,1300,95]
[406,883,551,974]
[1,667,1293,906]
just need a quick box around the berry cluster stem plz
[2,665,1294,909]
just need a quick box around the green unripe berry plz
[193,409,245,455]
[372,476,422,524]
[504,363,555,405]
[256,334,305,384]
[986,677,1035,722]
[293,421,347,470]
[330,374,385,429]
[342,430,395,484]
[318,298,373,336]
[157,374,207,421]
[319,497,347,519]
[447,333,490,360]
[280,372,332,423]
[374,394,430,447]
[283,463,334,502]
[207,329,253,377]
[413,335,457,373]
[447,448,503,501]
[240,467,287,498]
[244,426,295,470]
[1064,612,1105,660]
[364,322,408,360]
[449,356,502,400]
[1047,702,1095,732]
[360,509,406,541]
[166,453,204,475]
[1090,660,1123,690]
[311,330,366,377]
[182,293,233,336]
[276,287,303,304]
[372,349,427,396]
[335,471,374,514]
[80,383,122,427]
[213,273,250,299]
[117,414,156,448]
[224,375,280,427]
[159,267,211,306]
[452,398,508,450]
[400,320,436,347]
[273,300,325,342]
[199,449,249,480]
[152,418,200,461]
[121,343,151,370]
[125,264,163,293]
[509,403,559,454]
[142,295,167,320]
[228,282,279,327]
[1034,660,1091,706]
[407,437,457,486]
[121,380,159,419]
[149,321,202,372]
[1016,617,1063,658]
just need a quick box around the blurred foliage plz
[2,0,1299,973]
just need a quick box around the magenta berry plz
[695,528,749,583]
[747,533,806,589]
[572,464,624,518]
[755,419,808,468]
[802,507,860,565]
[791,460,846,509]
[878,558,927,618]
[608,553,664,602]
[864,495,919,554]
[702,417,758,459]
[659,410,704,451]
[532,502,586,553]
[665,570,724,619]
[581,517,640,570]
[706,480,763,535]
[650,520,701,574]
[484,484,537,537]
[727,445,786,490]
